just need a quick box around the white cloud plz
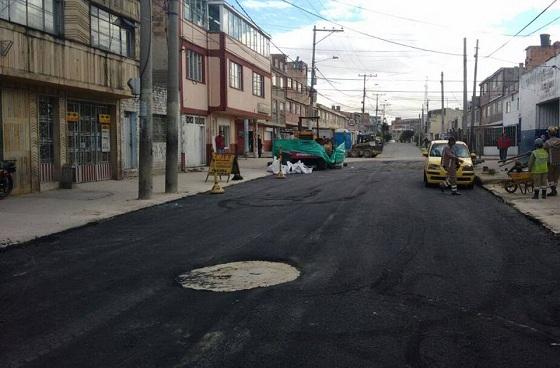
[243,0,290,10]
[266,0,560,118]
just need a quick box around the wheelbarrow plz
[503,171,533,194]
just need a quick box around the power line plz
[485,0,557,57]
[279,0,463,57]
[329,0,447,28]
[523,14,560,36]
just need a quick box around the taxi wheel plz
[423,174,430,187]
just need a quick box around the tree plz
[399,130,415,143]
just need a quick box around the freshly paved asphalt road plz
[2,143,560,367]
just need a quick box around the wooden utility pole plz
[165,0,179,193]
[441,71,445,138]
[470,40,479,152]
[463,37,468,134]
[138,0,153,199]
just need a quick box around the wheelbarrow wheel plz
[504,181,518,193]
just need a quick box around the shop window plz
[1,0,60,34]
[90,5,135,57]
[187,50,204,83]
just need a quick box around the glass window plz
[208,4,220,32]
[187,50,204,83]
[252,72,264,97]
[91,5,135,57]
[2,0,58,33]
[183,0,207,27]
[229,61,242,90]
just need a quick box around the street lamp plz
[315,56,339,63]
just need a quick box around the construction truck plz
[348,133,383,158]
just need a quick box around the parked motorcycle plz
[0,160,16,199]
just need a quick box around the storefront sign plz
[98,114,111,124]
[205,153,235,182]
[101,125,110,152]
[66,112,79,122]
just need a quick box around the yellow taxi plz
[423,140,476,188]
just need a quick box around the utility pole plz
[424,77,428,140]
[470,39,479,152]
[165,0,179,193]
[463,37,468,134]
[309,26,343,123]
[375,94,379,124]
[359,73,374,114]
[441,71,445,138]
[138,0,153,200]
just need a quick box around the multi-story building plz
[285,57,310,130]
[150,0,272,164]
[391,118,421,139]
[427,108,463,140]
[479,66,521,127]
[316,104,347,137]
[1,0,139,194]
[271,54,287,140]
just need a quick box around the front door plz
[123,111,137,170]
[67,102,112,182]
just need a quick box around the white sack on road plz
[267,157,313,175]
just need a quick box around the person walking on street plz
[497,132,512,162]
[528,138,549,199]
[544,126,560,196]
[257,135,263,158]
[440,137,463,196]
[215,131,225,153]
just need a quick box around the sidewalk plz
[0,158,272,247]
[475,156,560,235]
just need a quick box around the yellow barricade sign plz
[206,153,235,183]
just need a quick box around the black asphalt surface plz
[2,143,560,367]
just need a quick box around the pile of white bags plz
[267,157,313,175]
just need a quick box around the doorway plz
[123,111,138,170]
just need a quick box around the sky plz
[231,0,560,121]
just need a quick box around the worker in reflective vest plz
[528,138,549,199]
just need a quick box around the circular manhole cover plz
[177,261,300,292]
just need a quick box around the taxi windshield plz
[429,143,470,158]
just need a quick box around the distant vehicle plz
[348,133,383,158]
[423,140,475,188]
[389,139,396,143]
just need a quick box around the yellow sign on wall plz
[66,112,79,122]
[98,114,111,124]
